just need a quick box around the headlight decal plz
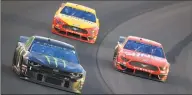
[121,56,129,62]
[92,30,95,32]
[70,73,83,79]
[160,66,167,71]
[28,60,41,66]
[55,17,65,25]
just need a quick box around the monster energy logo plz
[62,60,66,68]
[44,56,50,64]
[44,56,66,68]
[53,57,58,67]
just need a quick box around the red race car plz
[52,2,100,44]
[113,36,170,82]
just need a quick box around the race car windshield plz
[61,6,96,23]
[124,40,165,58]
[30,41,79,64]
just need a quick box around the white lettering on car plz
[124,52,164,61]
[125,52,135,56]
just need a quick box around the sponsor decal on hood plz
[123,49,168,66]
[27,52,84,73]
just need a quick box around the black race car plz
[12,35,86,94]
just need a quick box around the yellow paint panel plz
[58,14,97,28]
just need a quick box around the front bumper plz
[52,25,97,44]
[20,65,84,94]
[114,61,168,82]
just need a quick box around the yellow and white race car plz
[52,2,100,44]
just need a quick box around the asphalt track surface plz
[1,1,191,94]
[97,2,192,94]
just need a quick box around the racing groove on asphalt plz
[1,1,186,94]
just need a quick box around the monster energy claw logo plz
[44,56,66,68]
[53,57,58,67]
[45,56,51,64]
[62,60,66,68]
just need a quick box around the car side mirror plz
[118,36,126,44]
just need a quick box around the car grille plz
[63,25,88,34]
[40,65,70,77]
[135,70,150,76]
[67,32,80,39]
[45,76,62,85]
[129,61,158,71]
[29,61,71,79]
[134,70,159,80]
[54,26,89,41]
[34,73,70,88]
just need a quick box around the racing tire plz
[160,77,168,83]
[18,57,25,77]
[113,49,118,60]
[160,80,166,83]
[12,44,18,66]
[95,35,98,42]
[12,48,18,72]
[12,56,24,77]
[113,49,117,67]
[12,50,17,66]
[113,50,121,71]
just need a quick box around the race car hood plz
[27,52,84,73]
[122,49,168,67]
[58,14,98,29]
